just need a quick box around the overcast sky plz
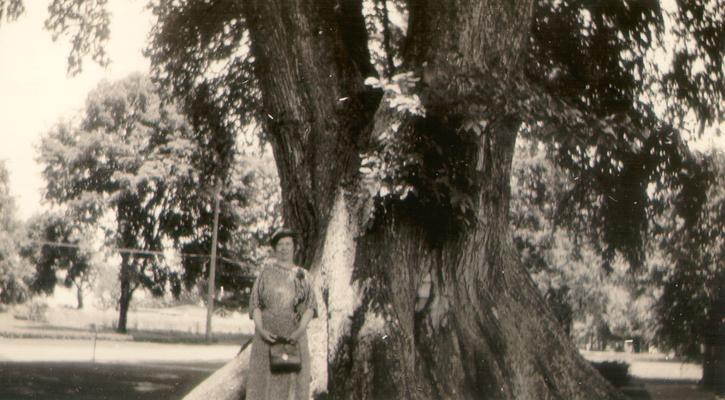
[0,0,151,220]
[0,1,722,222]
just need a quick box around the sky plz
[0,0,152,220]
[0,1,722,222]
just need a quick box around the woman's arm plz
[289,308,315,342]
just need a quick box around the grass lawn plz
[582,350,720,400]
[1,304,254,344]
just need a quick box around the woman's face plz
[274,236,295,263]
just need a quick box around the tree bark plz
[186,0,623,398]
[75,281,84,310]
[117,254,134,333]
[702,285,725,394]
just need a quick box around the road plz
[0,338,241,364]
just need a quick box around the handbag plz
[269,338,301,373]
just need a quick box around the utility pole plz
[206,184,221,342]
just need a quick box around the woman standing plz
[246,228,317,400]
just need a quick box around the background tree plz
[651,149,724,392]
[512,139,724,388]
[39,74,186,331]
[0,161,30,305]
[0,0,23,23]
[11,0,724,398]
[211,151,283,310]
[510,139,657,348]
[38,73,276,332]
[177,151,282,310]
[21,211,95,309]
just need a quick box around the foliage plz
[0,0,22,23]
[44,0,111,75]
[0,161,30,304]
[359,74,421,205]
[39,74,190,303]
[38,74,281,317]
[9,0,721,273]
[11,297,48,322]
[146,0,257,169]
[511,139,656,344]
[652,150,725,358]
[590,361,630,387]
[92,260,121,310]
[523,0,723,269]
[20,211,95,300]
[511,139,724,358]
[178,150,282,304]
[362,0,406,79]
[145,0,280,299]
[0,256,30,305]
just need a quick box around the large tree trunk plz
[186,0,622,398]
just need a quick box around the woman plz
[246,228,317,400]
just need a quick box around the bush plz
[590,361,630,387]
[0,272,30,305]
[12,297,49,322]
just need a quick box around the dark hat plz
[270,227,297,248]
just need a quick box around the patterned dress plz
[246,263,317,400]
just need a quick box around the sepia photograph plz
[0,0,723,399]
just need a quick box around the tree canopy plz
[40,74,236,327]
[147,0,724,270]
[37,73,281,329]
[20,211,95,308]
[511,139,655,344]
[0,161,30,304]
[654,150,724,355]
[40,75,186,288]
[5,2,720,263]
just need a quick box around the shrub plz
[12,297,49,322]
[0,270,30,305]
[590,361,630,387]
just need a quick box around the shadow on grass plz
[637,378,720,400]
[590,361,719,400]
[591,361,630,387]
[590,361,650,399]
[0,361,225,400]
